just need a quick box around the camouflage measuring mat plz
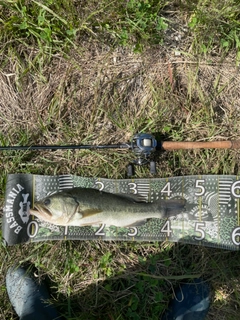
[2,173,240,250]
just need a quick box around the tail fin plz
[160,199,186,217]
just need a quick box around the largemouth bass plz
[30,188,186,227]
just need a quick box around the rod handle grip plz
[161,140,240,150]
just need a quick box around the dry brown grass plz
[1,46,240,140]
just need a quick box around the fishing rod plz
[0,133,157,175]
[1,133,240,176]
[0,143,130,151]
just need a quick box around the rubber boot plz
[161,278,210,320]
[6,265,63,320]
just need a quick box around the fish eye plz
[43,198,51,206]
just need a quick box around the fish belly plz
[77,209,161,227]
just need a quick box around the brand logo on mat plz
[4,184,30,234]
[18,193,30,224]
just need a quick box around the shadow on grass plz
[34,240,240,320]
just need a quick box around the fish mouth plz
[29,204,52,218]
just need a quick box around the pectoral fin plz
[67,208,103,226]
[67,209,102,225]
[81,208,102,218]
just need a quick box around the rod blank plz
[0,144,130,151]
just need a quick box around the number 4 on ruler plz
[161,220,172,237]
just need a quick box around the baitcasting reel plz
[127,133,158,176]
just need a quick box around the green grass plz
[1,0,240,319]
[187,0,240,60]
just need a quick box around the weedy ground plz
[1,0,240,319]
